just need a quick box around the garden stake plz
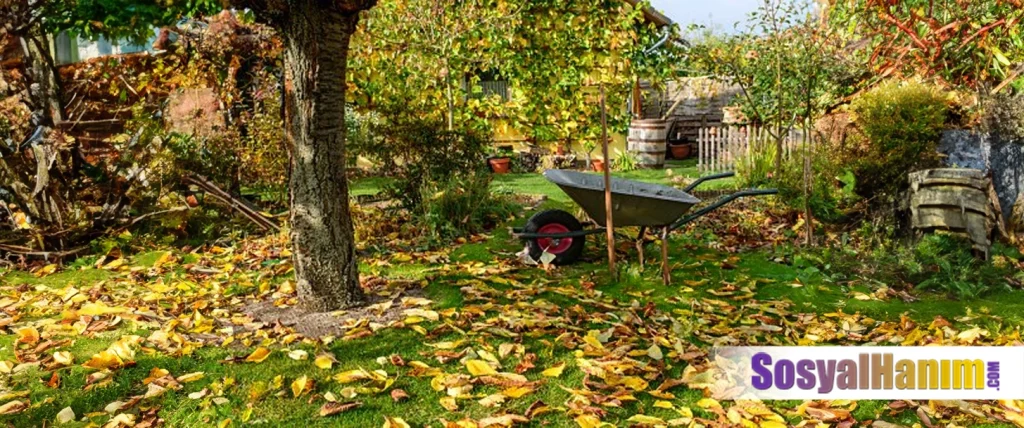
[600,84,616,279]
[661,226,670,285]
[635,226,647,269]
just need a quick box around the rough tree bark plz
[20,26,64,124]
[276,0,375,311]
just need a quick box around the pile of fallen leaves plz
[1,230,1024,427]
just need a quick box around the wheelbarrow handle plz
[683,171,736,193]
[668,188,778,232]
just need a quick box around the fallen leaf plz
[315,354,335,370]
[177,372,205,383]
[291,375,310,397]
[466,359,497,376]
[16,327,39,345]
[575,414,601,428]
[0,400,27,415]
[53,351,73,366]
[390,389,409,402]
[383,416,411,428]
[246,347,271,363]
[541,362,565,378]
[319,401,362,417]
[56,406,75,424]
[647,344,664,360]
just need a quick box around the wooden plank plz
[697,128,704,172]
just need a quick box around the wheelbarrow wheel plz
[525,209,585,265]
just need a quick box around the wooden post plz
[698,128,705,172]
[661,226,670,285]
[636,227,647,270]
[600,84,616,279]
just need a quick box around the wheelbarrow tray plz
[544,169,700,227]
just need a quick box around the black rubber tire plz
[524,209,586,265]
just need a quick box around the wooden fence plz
[697,126,809,173]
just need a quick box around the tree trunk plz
[20,27,64,124]
[282,1,364,311]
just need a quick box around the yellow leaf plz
[287,349,309,360]
[0,361,13,374]
[291,375,309,397]
[618,376,649,391]
[246,347,271,363]
[697,398,722,409]
[465,359,497,376]
[583,332,604,350]
[541,362,565,378]
[627,415,666,425]
[143,368,169,385]
[335,369,372,384]
[13,212,30,230]
[653,400,674,409]
[575,414,601,428]
[102,258,125,270]
[759,421,788,428]
[83,351,123,370]
[177,372,205,383]
[439,396,459,411]
[478,392,506,407]
[647,344,664,360]
[53,351,73,366]
[16,327,39,345]
[315,354,334,370]
[78,302,129,317]
[502,386,534,398]
[35,264,57,276]
[383,416,411,428]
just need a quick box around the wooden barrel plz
[627,119,668,169]
[909,168,995,257]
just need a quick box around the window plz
[468,69,509,101]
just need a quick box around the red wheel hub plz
[537,223,573,254]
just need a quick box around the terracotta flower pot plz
[591,159,606,172]
[488,157,511,174]
[670,143,692,159]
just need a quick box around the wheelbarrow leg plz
[635,227,647,270]
[660,226,670,285]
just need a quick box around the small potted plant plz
[487,146,513,174]
[669,142,692,159]
[666,122,692,160]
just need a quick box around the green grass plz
[2,164,1021,427]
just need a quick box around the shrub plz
[983,91,1024,143]
[418,172,517,242]
[735,135,778,188]
[354,119,491,211]
[849,80,949,199]
[613,149,639,172]
[738,134,857,223]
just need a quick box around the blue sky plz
[649,0,762,33]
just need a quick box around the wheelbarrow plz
[513,170,777,284]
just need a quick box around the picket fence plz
[697,126,809,173]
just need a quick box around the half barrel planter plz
[909,168,998,257]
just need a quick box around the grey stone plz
[937,130,1024,220]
